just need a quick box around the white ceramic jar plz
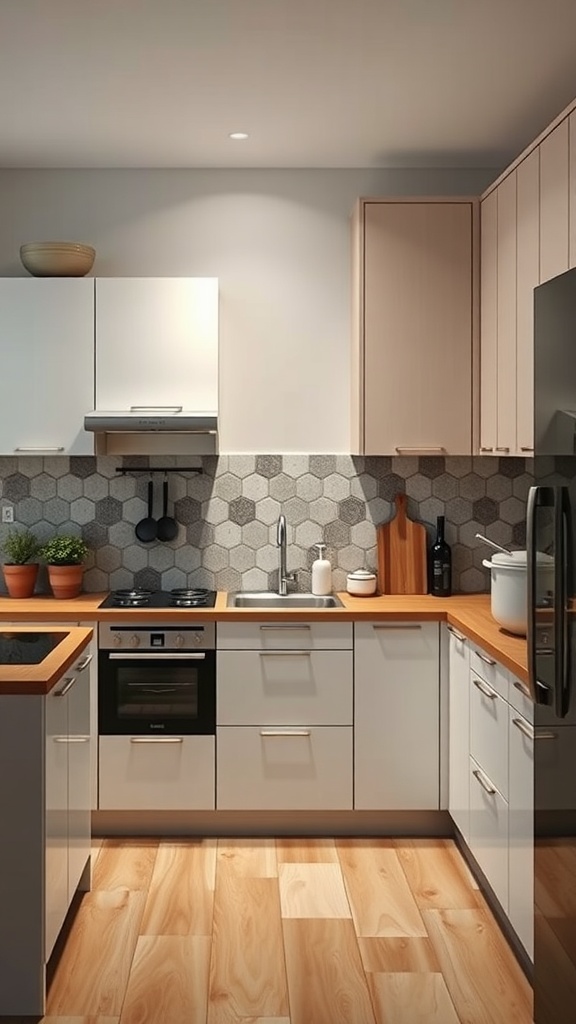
[482,551,554,636]
[346,570,377,596]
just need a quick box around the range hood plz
[84,410,218,456]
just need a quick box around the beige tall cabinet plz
[352,198,478,456]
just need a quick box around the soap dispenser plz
[311,543,332,596]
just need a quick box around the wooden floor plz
[35,837,532,1023]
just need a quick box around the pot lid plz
[347,569,377,579]
[488,550,554,567]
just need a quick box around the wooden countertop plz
[0,591,528,684]
[0,625,93,695]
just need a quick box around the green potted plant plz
[1,528,41,598]
[40,534,89,599]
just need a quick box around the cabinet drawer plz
[98,736,215,810]
[470,646,509,699]
[217,650,352,726]
[216,621,353,650]
[470,672,509,799]
[216,726,352,810]
[508,707,534,959]
[508,675,534,722]
[469,756,509,912]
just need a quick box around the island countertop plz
[0,625,94,695]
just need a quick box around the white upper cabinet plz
[352,199,476,456]
[480,191,498,455]
[539,119,569,283]
[95,278,218,413]
[515,149,539,455]
[0,279,94,455]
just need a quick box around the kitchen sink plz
[227,592,343,609]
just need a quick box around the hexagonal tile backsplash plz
[0,454,533,595]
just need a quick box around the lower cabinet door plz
[99,736,215,810]
[217,726,353,810]
[469,756,509,912]
[67,663,91,903]
[509,708,534,960]
[45,687,69,960]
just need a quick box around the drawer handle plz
[513,680,531,699]
[394,447,446,455]
[54,676,76,698]
[534,730,558,741]
[76,653,93,671]
[372,624,422,631]
[129,737,184,744]
[475,651,496,667]
[472,768,496,795]
[520,447,534,452]
[54,736,90,743]
[259,625,311,631]
[447,626,467,642]
[495,447,510,452]
[259,729,311,737]
[130,405,183,413]
[512,717,534,741]
[259,651,311,657]
[14,446,65,452]
[472,677,498,699]
[480,446,494,452]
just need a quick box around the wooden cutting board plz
[377,493,428,595]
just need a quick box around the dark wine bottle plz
[430,515,452,597]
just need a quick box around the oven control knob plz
[175,634,185,648]
[129,634,140,648]
[193,633,202,646]
[113,633,122,647]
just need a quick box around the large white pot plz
[482,551,554,636]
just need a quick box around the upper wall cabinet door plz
[0,279,94,456]
[352,199,477,456]
[95,278,218,412]
[495,173,517,456]
[480,191,498,455]
[516,149,540,455]
[569,110,576,269]
[539,119,569,284]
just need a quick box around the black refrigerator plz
[530,266,576,1023]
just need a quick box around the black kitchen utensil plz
[157,475,178,542]
[135,478,158,543]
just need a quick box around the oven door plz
[98,650,216,735]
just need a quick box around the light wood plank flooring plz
[33,837,533,1024]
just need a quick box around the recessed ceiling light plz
[229,132,249,140]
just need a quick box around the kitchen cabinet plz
[516,149,540,454]
[354,621,440,810]
[216,620,353,810]
[447,626,470,841]
[468,754,509,913]
[508,690,534,959]
[98,736,215,811]
[539,118,570,283]
[351,198,477,456]
[0,278,94,455]
[95,277,218,414]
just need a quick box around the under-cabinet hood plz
[84,410,218,455]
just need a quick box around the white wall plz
[0,168,496,452]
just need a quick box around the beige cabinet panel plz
[448,628,470,841]
[354,199,475,456]
[480,191,498,454]
[570,110,576,269]
[516,149,540,454]
[469,672,509,801]
[469,756,509,913]
[540,119,569,283]
[98,735,215,810]
[508,708,534,960]
[216,621,352,651]
[496,174,517,454]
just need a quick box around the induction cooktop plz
[0,632,68,665]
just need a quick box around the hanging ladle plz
[156,473,178,542]
[475,533,512,556]
[135,476,158,543]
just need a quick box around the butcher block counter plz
[0,592,528,683]
[0,625,93,695]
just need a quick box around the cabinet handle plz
[76,653,93,671]
[372,624,422,630]
[474,651,496,667]
[495,447,510,452]
[259,624,311,631]
[130,405,183,413]
[520,447,534,452]
[480,446,494,452]
[513,680,531,699]
[259,650,311,657]
[472,676,498,699]
[472,768,497,795]
[14,446,65,453]
[259,729,311,737]
[394,447,446,455]
[512,717,534,741]
[54,735,90,743]
[534,730,558,741]
[109,652,205,660]
[54,676,76,697]
[129,737,184,743]
[447,626,467,642]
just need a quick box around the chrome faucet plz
[276,514,297,596]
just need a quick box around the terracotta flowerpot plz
[2,563,39,599]
[47,564,84,600]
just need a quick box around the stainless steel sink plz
[227,592,343,609]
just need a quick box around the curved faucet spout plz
[276,514,296,596]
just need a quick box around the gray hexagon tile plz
[95,497,123,525]
[405,474,432,503]
[486,475,513,501]
[227,455,256,479]
[460,566,488,593]
[256,496,282,526]
[512,521,527,546]
[15,497,43,525]
[43,457,70,479]
[296,474,323,502]
[83,567,109,592]
[149,546,176,572]
[30,474,57,501]
[3,473,30,502]
[269,474,297,502]
[44,496,71,525]
[338,496,365,526]
[282,455,309,478]
[498,457,526,479]
[445,497,473,526]
[325,520,351,547]
[96,545,123,573]
[256,545,281,573]
[81,522,108,549]
[55,475,82,503]
[177,546,203,573]
[203,545,229,572]
[363,456,392,479]
[242,520,269,550]
[242,474,269,502]
[215,567,243,591]
[378,474,405,501]
[214,521,242,548]
[351,520,376,549]
[230,545,257,572]
[108,522,138,548]
[123,544,148,573]
[499,496,525,525]
[295,521,323,549]
[134,567,162,591]
[309,497,338,526]
[472,496,499,526]
[69,456,97,479]
[432,475,459,501]
[459,474,486,501]
[242,567,268,591]
[161,567,188,591]
[84,475,109,501]
[201,497,229,526]
[323,474,350,502]
[229,496,256,526]
[186,522,215,548]
[419,457,445,479]
[174,496,202,525]
[214,473,242,502]
[256,455,283,478]
[309,455,337,478]
[351,474,377,502]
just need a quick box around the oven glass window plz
[117,665,199,720]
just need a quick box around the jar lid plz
[347,569,377,580]
[489,550,554,568]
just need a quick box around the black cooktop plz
[99,588,217,610]
[0,631,68,665]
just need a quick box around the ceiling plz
[3,0,576,170]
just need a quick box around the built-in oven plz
[98,623,216,735]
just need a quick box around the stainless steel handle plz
[495,446,510,452]
[372,624,422,631]
[53,676,76,697]
[512,717,534,741]
[472,768,497,796]
[447,626,467,642]
[109,652,206,660]
[259,625,311,631]
[472,676,498,699]
[534,730,559,740]
[14,446,65,452]
[520,446,534,452]
[555,488,570,719]
[130,405,183,413]
[526,484,539,702]
[76,653,93,671]
[259,729,311,737]
[259,651,311,657]
[480,446,494,452]
[474,651,496,667]
[513,680,531,699]
[54,736,90,743]
[394,447,446,454]
[129,737,184,744]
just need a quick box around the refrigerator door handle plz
[527,485,551,704]
[554,488,570,718]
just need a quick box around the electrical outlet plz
[2,506,14,523]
